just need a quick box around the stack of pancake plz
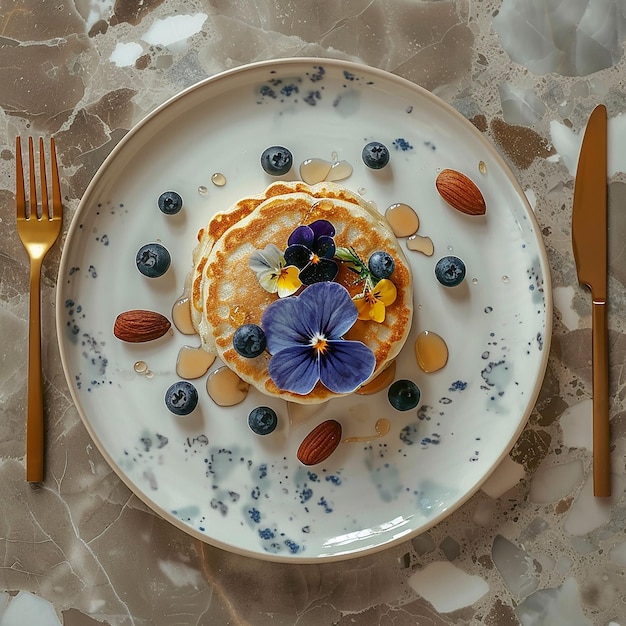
[190,181,413,404]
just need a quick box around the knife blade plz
[572,103,610,497]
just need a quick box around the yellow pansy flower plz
[353,279,397,323]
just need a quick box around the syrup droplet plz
[502,275,510,283]
[172,296,196,335]
[479,160,487,174]
[356,361,397,395]
[229,305,247,327]
[385,203,420,237]
[134,360,148,373]
[300,158,332,184]
[145,370,154,379]
[325,160,353,182]
[198,185,209,195]
[415,330,449,373]
[375,418,390,436]
[407,234,434,256]
[206,366,250,406]
[176,346,215,380]
[344,418,391,443]
[211,172,227,186]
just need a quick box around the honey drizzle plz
[172,295,196,335]
[415,330,449,373]
[385,203,420,237]
[176,345,215,379]
[206,366,250,406]
[344,418,391,443]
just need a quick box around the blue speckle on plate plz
[285,539,301,554]
[299,488,313,504]
[309,65,325,82]
[259,84,277,99]
[281,83,299,97]
[318,497,333,513]
[259,528,275,540]
[393,138,413,151]
[249,508,261,523]
[449,380,468,392]
[303,90,321,105]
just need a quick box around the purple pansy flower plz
[261,281,376,395]
[283,219,338,285]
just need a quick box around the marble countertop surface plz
[2,1,626,625]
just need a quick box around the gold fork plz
[16,137,63,482]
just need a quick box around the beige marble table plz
[1,1,626,624]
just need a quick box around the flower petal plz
[354,296,386,322]
[319,340,376,393]
[298,282,357,338]
[369,300,387,323]
[309,219,335,239]
[261,294,317,353]
[249,244,283,273]
[257,268,279,293]
[288,225,314,248]
[299,258,338,285]
[276,266,302,297]
[284,244,312,269]
[315,235,336,259]
[373,279,397,306]
[268,345,319,394]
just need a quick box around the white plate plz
[57,58,551,562]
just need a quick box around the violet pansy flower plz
[261,281,376,395]
[283,219,338,285]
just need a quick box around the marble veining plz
[2,0,626,624]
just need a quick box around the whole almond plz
[114,310,171,343]
[297,419,342,466]
[435,168,486,216]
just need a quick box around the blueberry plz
[434,255,466,287]
[368,251,395,279]
[248,406,278,435]
[388,379,421,411]
[136,243,171,278]
[158,191,183,215]
[233,324,267,358]
[165,381,198,415]
[261,146,293,176]
[362,141,390,169]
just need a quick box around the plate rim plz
[56,57,553,562]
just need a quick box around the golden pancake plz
[190,181,377,352]
[194,184,413,404]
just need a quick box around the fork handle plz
[26,258,45,482]
[592,300,610,497]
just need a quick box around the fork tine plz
[50,138,61,218]
[28,137,37,218]
[15,137,25,218]
[39,137,49,219]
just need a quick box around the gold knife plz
[572,104,610,497]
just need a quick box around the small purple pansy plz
[283,219,338,285]
[261,281,376,395]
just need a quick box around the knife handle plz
[592,300,611,497]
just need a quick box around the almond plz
[435,168,486,216]
[114,309,171,343]
[297,419,342,466]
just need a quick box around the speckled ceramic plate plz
[57,58,551,562]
